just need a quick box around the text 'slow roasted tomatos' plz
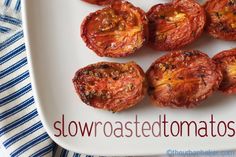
[205,0,236,41]
[82,0,112,5]
[81,0,148,57]
[146,50,222,108]
[73,62,147,112]
[213,48,236,94]
[147,0,206,51]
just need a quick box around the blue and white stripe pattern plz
[0,0,95,156]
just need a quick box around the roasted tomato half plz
[82,0,112,5]
[146,50,222,108]
[205,0,236,40]
[81,0,148,57]
[213,48,236,94]
[147,0,206,51]
[73,62,146,112]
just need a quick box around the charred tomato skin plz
[82,0,112,5]
[204,0,236,41]
[147,0,206,51]
[81,0,148,58]
[73,62,147,112]
[146,50,222,108]
[213,48,236,94]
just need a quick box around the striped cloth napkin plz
[0,0,97,156]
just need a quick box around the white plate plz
[22,0,236,156]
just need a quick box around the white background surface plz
[22,0,236,156]
[0,150,3,157]
[0,148,9,157]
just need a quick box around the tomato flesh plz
[213,48,236,94]
[146,50,222,108]
[73,62,147,112]
[81,1,148,57]
[82,0,112,5]
[147,0,206,51]
[205,0,236,40]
